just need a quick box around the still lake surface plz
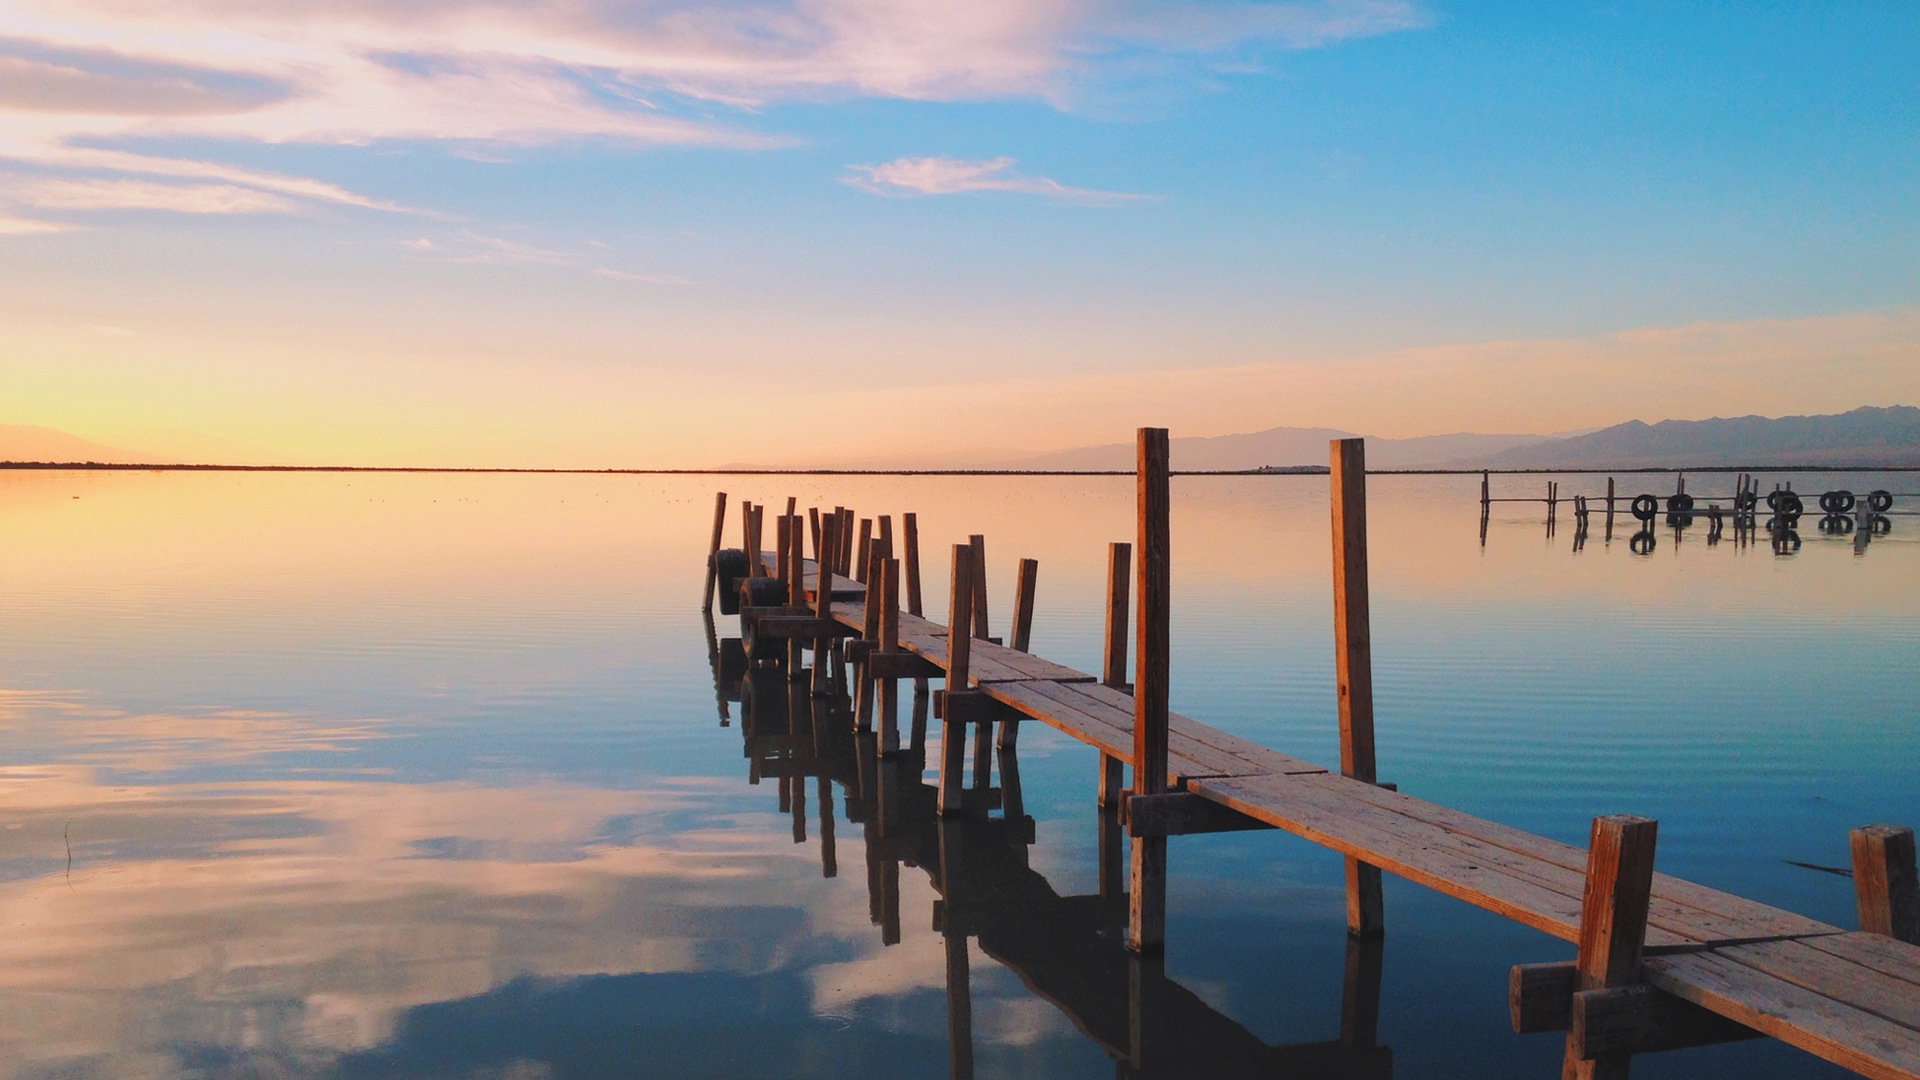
[1,468,1915,1079]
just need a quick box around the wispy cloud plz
[844,156,1144,204]
[16,177,296,213]
[0,1,1420,232]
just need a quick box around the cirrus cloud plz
[843,155,1144,204]
[0,0,1422,230]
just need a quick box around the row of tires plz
[1629,489,1893,522]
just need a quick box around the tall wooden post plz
[1605,477,1616,540]
[879,556,902,754]
[1331,437,1384,938]
[855,518,874,582]
[967,535,990,641]
[1009,558,1039,653]
[1129,427,1171,952]
[787,514,808,679]
[1851,825,1920,944]
[813,515,838,696]
[774,513,791,590]
[939,545,974,816]
[1100,541,1132,807]
[702,491,727,609]
[809,507,822,563]
[1564,815,1658,1080]
[904,513,924,617]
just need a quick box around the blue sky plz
[1,1,1915,465]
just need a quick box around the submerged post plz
[1851,825,1920,944]
[1331,437,1384,938]
[702,491,728,609]
[1129,427,1171,952]
[1564,815,1657,1080]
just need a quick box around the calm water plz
[1,469,1916,1079]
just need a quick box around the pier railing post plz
[1129,427,1171,952]
[702,491,727,608]
[904,513,924,617]
[968,535,991,641]
[1564,815,1658,1080]
[1851,825,1920,944]
[939,544,975,816]
[1099,541,1132,808]
[1331,437,1385,939]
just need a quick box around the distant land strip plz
[6,462,1920,476]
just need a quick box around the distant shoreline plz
[6,461,1920,476]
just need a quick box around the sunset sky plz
[2,1,1915,467]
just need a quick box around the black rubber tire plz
[1766,490,1781,510]
[1776,492,1803,518]
[1871,515,1893,535]
[1869,490,1893,513]
[1818,490,1855,514]
[1735,490,1758,513]
[1630,494,1659,522]
[1629,530,1657,554]
[1819,514,1854,535]
[1667,492,1694,514]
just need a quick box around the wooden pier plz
[705,430,1920,1080]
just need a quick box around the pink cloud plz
[843,155,1143,204]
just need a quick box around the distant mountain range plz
[1002,406,1920,471]
[9,406,1919,470]
[0,424,152,464]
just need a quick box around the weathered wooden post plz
[809,507,822,563]
[1331,437,1384,939]
[1129,427,1171,953]
[1564,815,1658,1080]
[774,513,791,589]
[813,514,839,696]
[1010,558,1038,653]
[855,518,874,582]
[840,508,857,575]
[904,513,924,617]
[1851,825,1920,944]
[879,555,902,754]
[967,535,991,641]
[702,491,727,608]
[1605,477,1616,540]
[1100,541,1132,808]
[939,545,975,816]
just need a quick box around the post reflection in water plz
[709,627,1394,1079]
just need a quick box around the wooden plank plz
[1103,541,1131,687]
[1194,772,1591,941]
[1644,950,1920,1080]
[1713,937,1920,1030]
[1800,932,1920,990]
[1127,791,1275,837]
[1855,825,1920,944]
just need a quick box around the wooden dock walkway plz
[704,440,1920,1080]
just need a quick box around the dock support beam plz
[1331,437,1384,939]
[1099,541,1132,808]
[1852,824,1920,944]
[1564,815,1658,1080]
[1129,427,1171,952]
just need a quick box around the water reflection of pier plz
[706,614,1393,1079]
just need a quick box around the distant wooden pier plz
[703,432,1920,1080]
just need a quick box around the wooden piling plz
[1851,825,1920,944]
[810,507,822,563]
[903,513,925,617]
[740,501,756,576]
[1010,558,1038,653]
[1605,477,1616,539]
[1481,471,1490,516]
[1130,427,1171,953]
[856,518,874,582]
[879,556,902,754]
[1331,438,1385,938]
[774,513,791,589]
[813,514,838,696]
[939,544,974,816]
[702,491,727,609]
[1103,542,1132,688]
[840,508,856,575]
[1564,815,1658,1080]
[968,535,991,641]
